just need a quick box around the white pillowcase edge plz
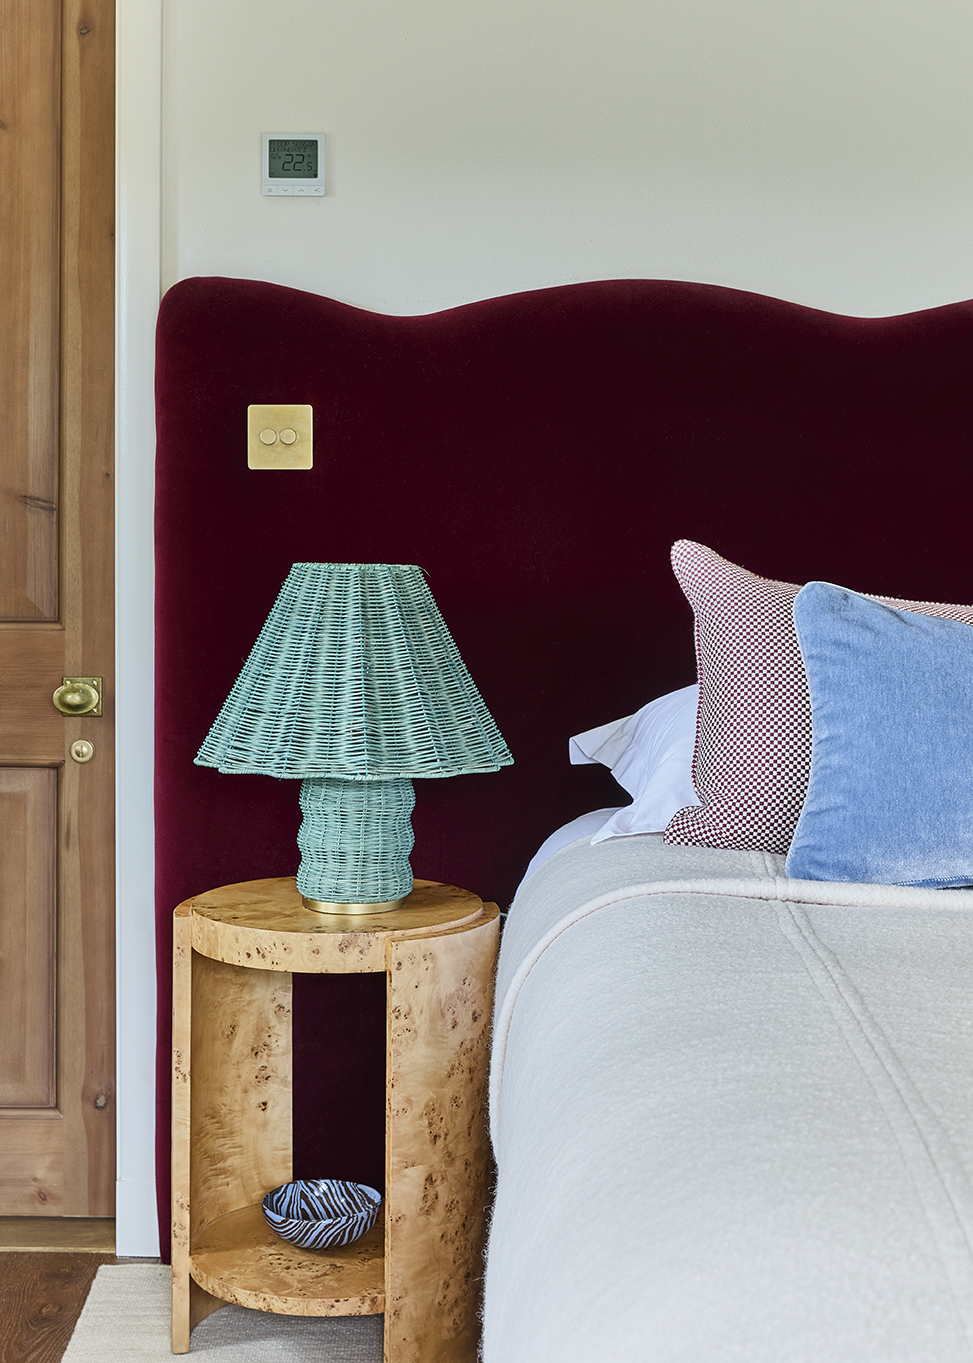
[569,683,701,843]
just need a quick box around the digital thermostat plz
[262,134,326,196]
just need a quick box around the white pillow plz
[569,684,701,842]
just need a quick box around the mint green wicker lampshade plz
[195,563,513,914]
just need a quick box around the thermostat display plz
[262,133,326,196]
[269,139,317,178]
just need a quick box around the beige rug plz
[62,1264,384,1361]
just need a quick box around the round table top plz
[176,876,494,973]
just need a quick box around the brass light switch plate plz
[247,404,313,469]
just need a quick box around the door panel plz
[0,768,56,1108]
[0,0,59,622]
[0,0,114,1217]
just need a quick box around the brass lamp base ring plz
[302,895,406,916]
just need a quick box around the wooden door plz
[0,0,115,1216]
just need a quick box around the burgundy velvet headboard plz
[155,276,973,1252]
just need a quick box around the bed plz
[485,551,973,1361]
[155,276,973,1359]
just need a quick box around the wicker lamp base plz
[296,774,415,910]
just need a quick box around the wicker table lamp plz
[195,562,513,914]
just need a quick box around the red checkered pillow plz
[664,541,973,854]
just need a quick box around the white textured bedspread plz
[484,834,973,1362]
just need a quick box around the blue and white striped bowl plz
[261,1178,382,1251]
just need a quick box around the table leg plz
[171,911,192,1352]
[385,910,499,1363]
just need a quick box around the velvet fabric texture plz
[787,583,973,888]
[155,276,973,1254]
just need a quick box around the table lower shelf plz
[189,1202,385,1317]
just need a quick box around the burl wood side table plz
[171,876,500,1361]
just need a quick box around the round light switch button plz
[279,428,298,445]
[259,428,278,445]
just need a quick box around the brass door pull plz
[52,677,103,717]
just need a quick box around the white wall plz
[116,0,163,1258]
[117,0,973,1255]
[161,0,973,317]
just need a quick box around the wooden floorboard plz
[0,1219,114,1253]
[0,1252,113,1363]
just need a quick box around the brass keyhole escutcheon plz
[70,739,95,764]
[52,676,102,717]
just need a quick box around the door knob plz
[52,677,103,717]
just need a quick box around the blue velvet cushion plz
[785,581,973,888]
